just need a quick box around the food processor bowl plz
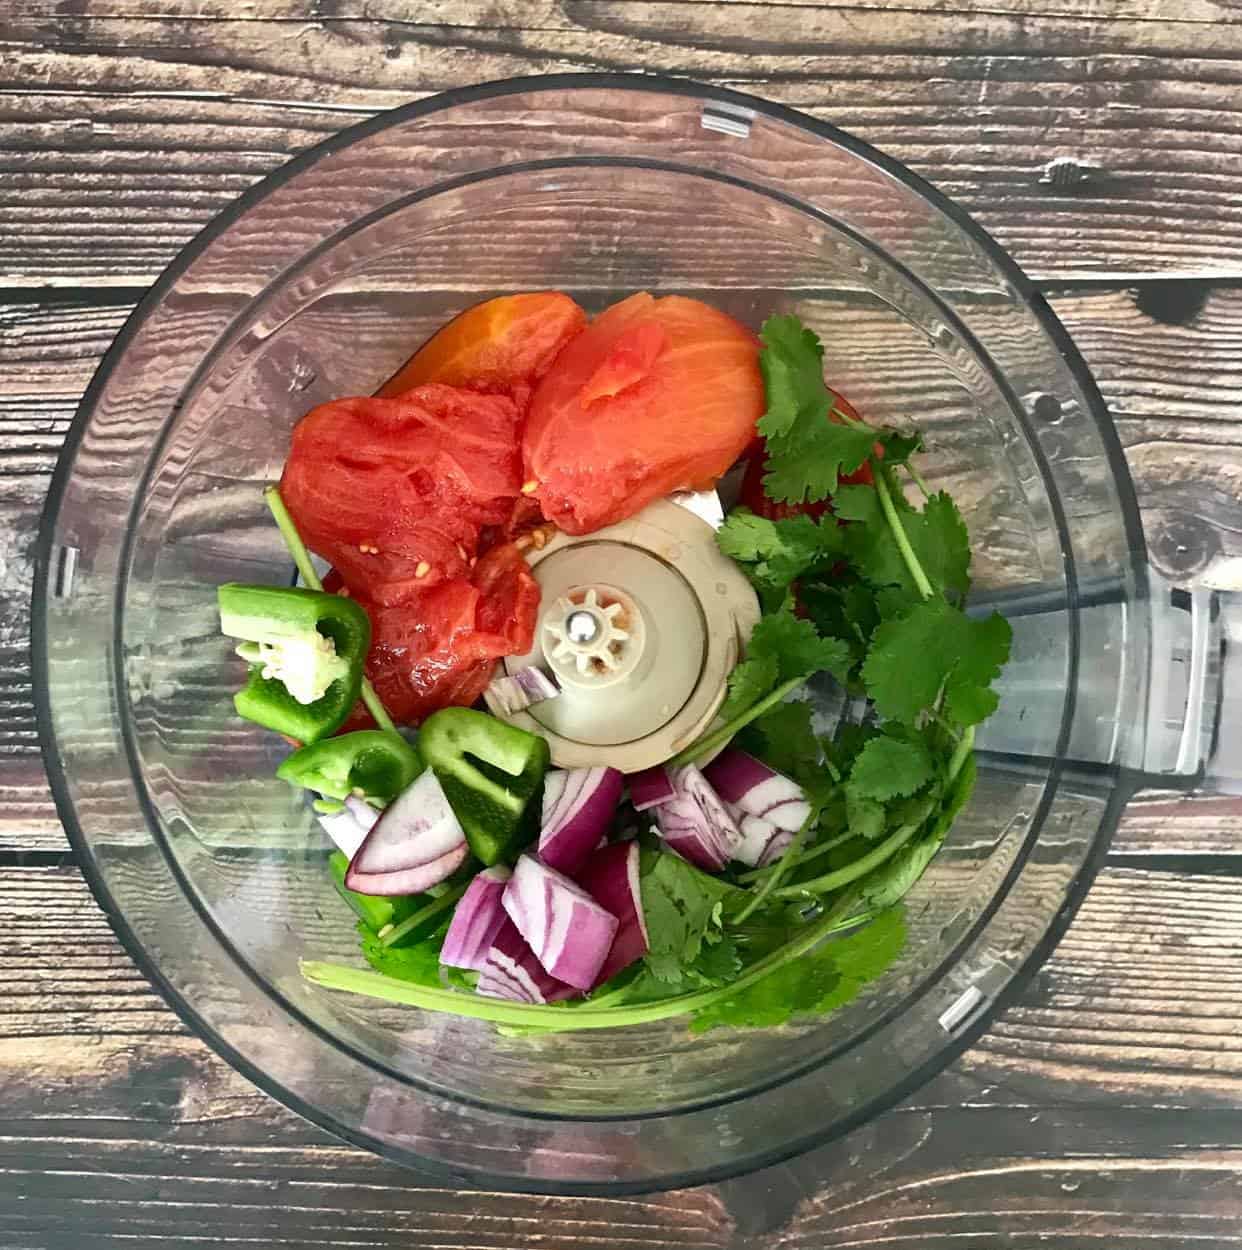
[34,75,1239,1193]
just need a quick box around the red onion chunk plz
[729,804,796,869]
[628,765,676,812]
[477,918,579,1004]
[345,795,381,832]
[317,807,367,859]
[440,865,511,972]
[577,841,648,986]
[657,794,728,870]
[502,855,619,990]
[655,764,742,870]
[703,748,811,834]
[345,769,468,895]
[538,766,624,877]
[484,666,560,717]
[316,794,381,859]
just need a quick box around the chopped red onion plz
[627,765,676,812]
[728,804,796,868]
[345,769,468,896]
[315,794,380,859]
[501,854,619,990]
[476,918,579,1004]
[440,865,512,971]
[656,794,727,870]
[703,748,811,834]
[538,766,624,876]
[483,666,560,717]
[655,764,742,870]
[317,808,365,859]
[577,841,648,986]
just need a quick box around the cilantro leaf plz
[835,484,913,590]
[763,423,877,506]
[824,723,880,776]
[689,933,743,986]
[836,484,971,604]
[755,315,830,442]
[861,597,1011,727]
[358,922,444,988]
[944,609,1012,725]
[847,734,935,802]
[689,944,841,1031]
[845,789,886,839]
[749,605,852,686]
[798,576,880,676]
[858,755,977,911]
[917,492,971,601]
[720,650,778,719]
[639,849,742,984]
[690,907,906,1032]
[813,907,906,1013]
[718,606,851,725]
[877,430,924,466]
[738,698,823,787]
[717,509,846,603]
[859,836,942,911]
[757,317,876,503]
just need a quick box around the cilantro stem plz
[870,466,934,601]
[774,805,931,898]
[832,407,869,431]
[379,881,467,949]
[947,724,976,785]
[301,891,860,1031]
[903,461,933,500]
[668,676,806,768]
[732,805,818,923]
[264,485,398,737]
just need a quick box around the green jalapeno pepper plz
[277,730,422,806]
[219,583,370,743]
[417,707,550,866]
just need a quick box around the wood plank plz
[2,864,1241,1246]
[3,5,1242,283]
[6,285,1242,851]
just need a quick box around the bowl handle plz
[971,571,1240,796]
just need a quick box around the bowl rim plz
[33,71,1148,1193]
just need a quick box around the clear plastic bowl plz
[34,75,1147,1193]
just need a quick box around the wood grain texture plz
[3,864,1242,1247]
[3,2,1242,283]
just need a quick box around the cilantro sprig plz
[680,313,1009,934]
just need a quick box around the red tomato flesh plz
[377,291,587,412]
[280,385,523,602]
[329,542,540,728]
[523,293,765,534]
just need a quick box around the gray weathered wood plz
[3,3,1242,284]
[3,864,1241,1247]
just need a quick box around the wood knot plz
[1038,156,1102,191]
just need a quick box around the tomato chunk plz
[378,292,587,410]
[280,385,523,601]
[330,542,540,728]
[523,293,764,534]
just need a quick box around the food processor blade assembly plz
[487,495,759,772]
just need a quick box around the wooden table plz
[5,3,1242,1245]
